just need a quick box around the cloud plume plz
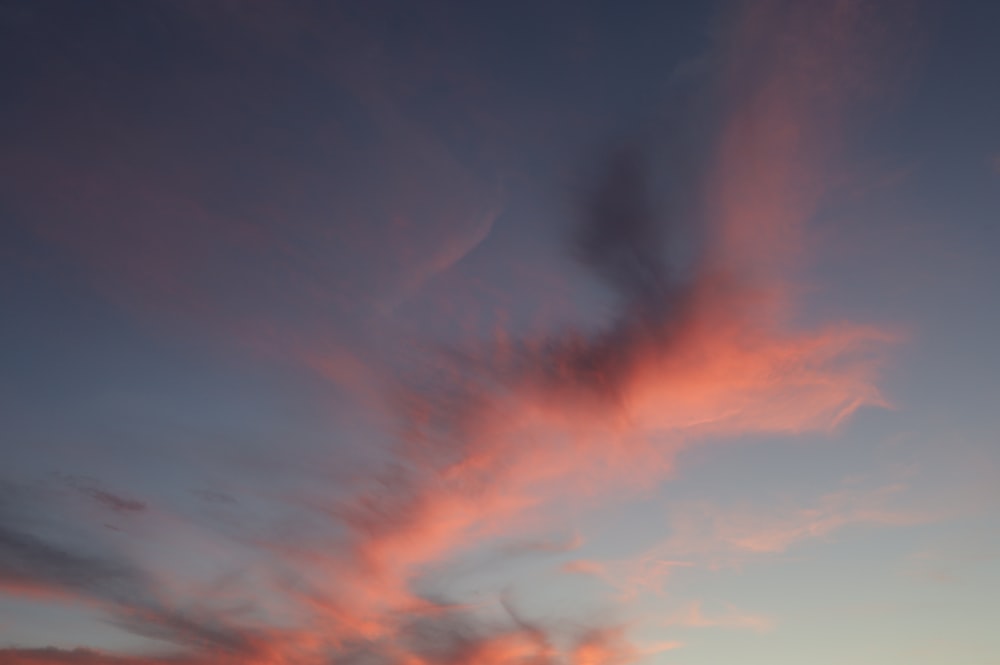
[0,1,920,662]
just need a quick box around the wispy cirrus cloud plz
[661,601,774,633]
[563,479,934,608]
[0,0,920,662]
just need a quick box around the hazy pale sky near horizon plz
[1,1,999,664]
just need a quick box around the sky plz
[1,1,999,664]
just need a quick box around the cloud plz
[0,1,917,662]
[562,557,694,602]
[566,480,934,602]
[0,485,296,663]
[0,648,164,665]
[0,524,268,660]
[261,41,898,644]
[0,520,146,605]
[662,482,932,560]
[61,476,147,515]
[661,601,774,633]
[0,646,259,665]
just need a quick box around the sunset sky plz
[1,1,999,664]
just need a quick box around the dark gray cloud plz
[575,146,673,308]
[0,647,188,664]
[533,144,701,401]
[0,515,146,603]
[109,607,276,661]
[0,483,275,662]
[0,647,135,664]
[396,143,705,451]
[61,476,147,515]
[0,477,151,604]
[82,488,147,515]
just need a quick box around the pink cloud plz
[0,1,922,662]
[661,601,774,633]
[670,483,931,558]
[562,558,694,602]
[556,480,933,612]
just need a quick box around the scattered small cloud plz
[56,475,147,515]
[661,601,774,633]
